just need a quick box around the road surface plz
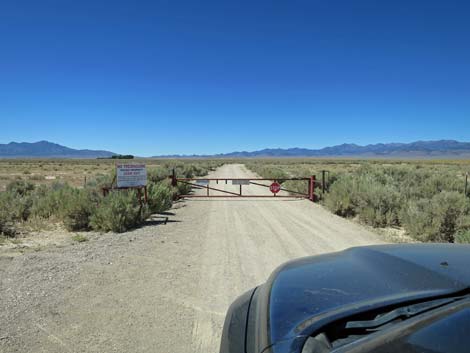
[0,164,384,353]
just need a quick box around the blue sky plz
[1,0,469,156]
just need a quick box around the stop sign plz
[269,182,281,194]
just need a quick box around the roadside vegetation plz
[0,159,223,236]
[0,158,223,190]
[4,158,470,244]
[246,159,470,244]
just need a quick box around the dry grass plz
[0,159,115,190]
[0,158,228,191]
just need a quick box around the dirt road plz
[1,164,384,353]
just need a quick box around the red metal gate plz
[170,173,318,201]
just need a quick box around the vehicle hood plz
[267,244,470,347]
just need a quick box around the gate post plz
[309,175,316,202]
[308,177,312,200]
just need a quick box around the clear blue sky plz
[1,0,469,156]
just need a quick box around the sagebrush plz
[247,160,470,243]
[0,160,222,236]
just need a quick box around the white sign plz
[232,179,250,185]
[116,164,147,188]
[196,179,209,185]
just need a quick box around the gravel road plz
[0,164,384,353]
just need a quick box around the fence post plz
[465,173,468,197]
[137,188,143,207]
[171,168,177,187]
[321,170,326,194]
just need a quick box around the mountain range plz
[1,140,470,158]
[156,140,470,158]
[0,141,115,158]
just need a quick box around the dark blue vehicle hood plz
[267,244,470,349]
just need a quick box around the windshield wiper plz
[345,296,465,330]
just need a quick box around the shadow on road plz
[142,216,181,226]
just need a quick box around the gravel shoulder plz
[0,164,385,353]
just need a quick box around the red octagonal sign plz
[269,182,281,194]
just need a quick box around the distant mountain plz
[154,140,470,159]
[3,139,470,159]
[0,141,116,158]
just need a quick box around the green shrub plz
[0,194,15,236]
[6,180,35,196]
[179,164,209,178]
[402,191,469,242]
[148,167,170,183]
[283,179,309,195]
[256,166,289,182]
[324,175,360,217]
[324,165,468,232]
[90,191,145,233]
[176,181,192,196]
[85,173,114,189]
[147,182,173,213]
[1,181,39,235]
[29,174,43,181]
[324,174,401,227]
[455,229,470,244]
[62,189,98,231]
[356,182,401,227]
[30,183,73,219]
[0,191,32,222]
